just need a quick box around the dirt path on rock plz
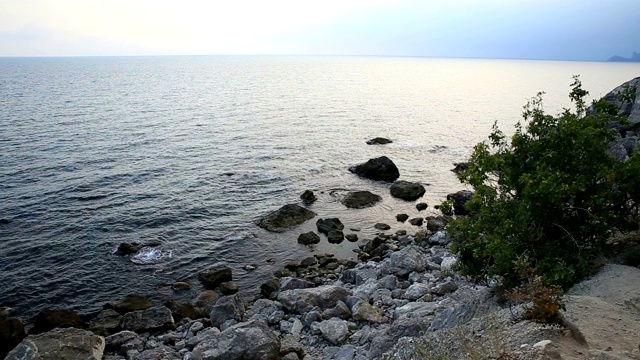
[547,264,640,359]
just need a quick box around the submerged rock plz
[300,190,317,204]
[341,191,382,209]
[349,156,400,182]
[199,266,233,290]
[104,294,152,315]
[390,180,426,201]
[258,204,316,232]
[316,218,344,234]
[30,309,87,335]
[366,137,393,145]
[297,231,321,245]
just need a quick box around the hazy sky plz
[0,0,638,60]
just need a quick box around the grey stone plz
[191,290,220,315]
[318,318,349,345]
[209,294,245,329]
[246,299,285,325]
[379,246,424,277]
[198,266,233,290]
[440,256,458,271]
[431,281,459,295]
[279,277,315,292]
[120,306,175,333]
[6,328,105,360]
[297,232,320,245]
[133,345,180,360]
[390,181,426,201]
[322,301,351,320]
[404,283,431,300]
[341,191,382,209]
[277,285,352,314]
[190,320,280,360]
[351,300,382,323]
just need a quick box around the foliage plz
[505,263,565,324]
[448,76,636,288]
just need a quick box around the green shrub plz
[448,76,636,288]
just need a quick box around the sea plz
[1,56,639,322]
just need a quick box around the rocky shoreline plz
[0,156,545,360]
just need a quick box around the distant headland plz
[608,51,640,62]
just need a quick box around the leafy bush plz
[448,76,636,288]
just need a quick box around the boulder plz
[447,190,475,215]
[104,330,140,352]
[191,320,280,360]
[345,233,358,242]
[327,230,344,244]
[277,285,352,314]
[246,299,285,325]
[192,290,220,315]
[379,246,424,277]
[416,202,428,211]
[260,278,280,299]
[116,242,142,255]
[120,306,175,333]
[316,218,344,234]
[351,300,382,323]
[198,266,233,290]
[349,156,400,182]
[258,204,316,232]
[220,281,239,295]
[341,191,382,209]
[322,301,351,320]
[300,190,317,204]
[396,213,409,222]
[390,180,426,201]
[134,345,181,360]
[31,309,87,335]
[374,223,390,231]
[104,294,152,315]
[279,277,315,292]
[317,318,349,345]
[366,137,393,145]
[297,231,320,245]
[596,76,640,131]
[0,317,25,359]
[6,328,104,360]
[426,217,447,232]
[209,294,245,329]
[409,217,424,226]
[88,309,122,337]
[451,162,470,174]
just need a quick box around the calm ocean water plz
[1,56,639,322]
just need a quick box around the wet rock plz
[316,218,344,234]
[220,281,239,295]
[416,202,428,211]
[120,306,175,333]
[104,294,153,315]
[374,223,390,231]
[277,285,352,314]
[31,308,87,335]
[198,266,233,290]
[209,294,245,329]
[451,162,471,174]
[366,137,393,145]
[349,156,400,182]
[297,231,320,245]
[0,317,25,359]
[396,213,409,222]
[318,318,349,345]
[300,190,317,204]
[409,217,423,226]
[390,180,426,201]
[300,256,318,267]
[172,281,191,291]
[341,191,382,209]
[260,278,280,299]
[88,309,122,337]
[258,204,316,232]
[6,328,104,360]
[327,230,345,244]
[116,242,142,255]
[345,233,358,242]
[447,190,475,215]
[191,320,280,360]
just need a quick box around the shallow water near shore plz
[1,56,639,321]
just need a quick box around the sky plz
[0,0,638,61]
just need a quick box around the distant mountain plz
[608,51,640,62]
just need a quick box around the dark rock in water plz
[220,281,239,295]
[199,266,233,290]
[260,278,280,299]
[349,156,400,182]
[31,309,87,335]
[209,295,245,329]
[104,294,152,315]
[6,328,105,360]
[166,300,199,321]
[0,218,11,225]
[416,202,428,211]
[300,190,317,204]
[120,306,175,333]
[426,216,447,232]
[374,223,391,231]
[345,233,358,242]
[366,137,393,145]
[447,190,475,215]
[390,180,426,201]
[452,162,470,174]
[258,204,316,232]
[327,230,345,244]
[316,218,344,234]
[396,213,409,222]
[300,256,318,267]
[409,217,424,226]
[171,281,191,291]
[191,320,280,360]
[116,242,142,255]
[0,317,26,359]
[297,231,320,245]
[341,191,382,209]
[88,309,121,337]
